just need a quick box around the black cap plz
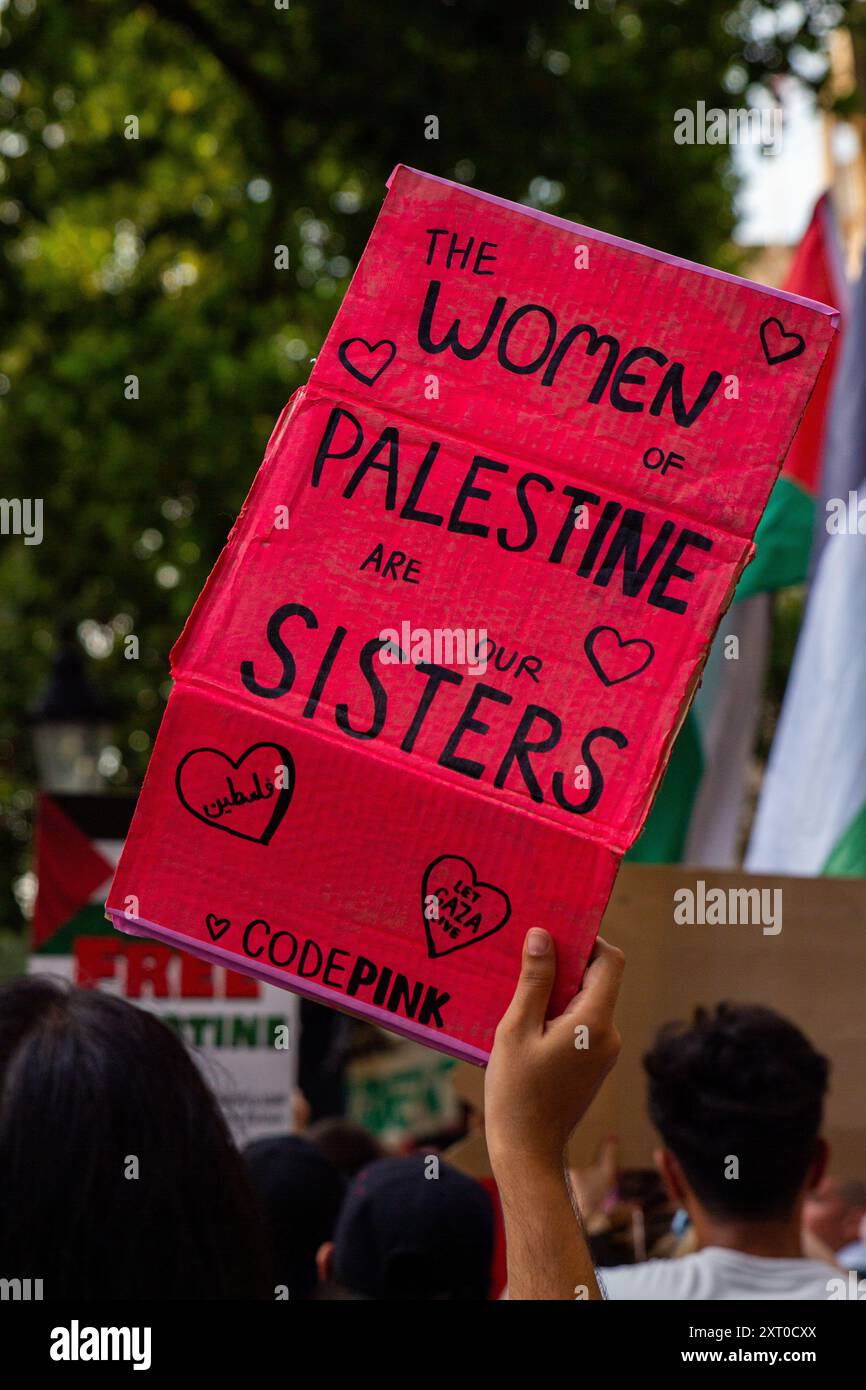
[332,1154,494,1300]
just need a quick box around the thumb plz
[500,928,556,1034]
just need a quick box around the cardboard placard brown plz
[570,865,866,1176]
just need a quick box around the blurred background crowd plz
[2,0,866,1301]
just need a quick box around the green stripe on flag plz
[33,903,117,956]
[632,476,814,865]
[626,712,703,863]
[822,802,866,876]
[736,475,815,600]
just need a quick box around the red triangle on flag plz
[32,795,115,949]
[781,194,848,495]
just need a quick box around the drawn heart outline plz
[421,854,511,959]
[205,913,231,942]
[759,316,806,366]
[337,336,396,386]
[584,625,654,687]
[175,742,295,845]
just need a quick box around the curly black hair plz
[644,1003,829,1222]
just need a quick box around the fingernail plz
[527,928,550,957]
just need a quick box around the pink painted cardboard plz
[107,166,838,1063]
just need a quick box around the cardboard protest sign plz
[35,793,297,1141]
[107,166,838,1064]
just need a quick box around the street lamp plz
[30,638,115,793]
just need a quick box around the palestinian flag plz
[32,793,135,955]
[747,248,866,876]
[630,195,847,865]
[30,791,298,1141]
[740,193,848,597]
[747,482,866,875]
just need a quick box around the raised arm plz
[484,929,625,1300]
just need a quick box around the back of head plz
[243,1134,345,1298]
[305,1117,384,1179]
[332,1154,494,1300]
[644,1003,829,1222]
[0,976,269,1299]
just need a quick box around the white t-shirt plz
[600,1248,836,1301]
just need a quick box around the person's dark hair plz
[305,1116,383,1179]
[0,976,270,1299]
[644,1002,829,1222]
[331,1154,494,1300]
[243,1135,345,1298]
